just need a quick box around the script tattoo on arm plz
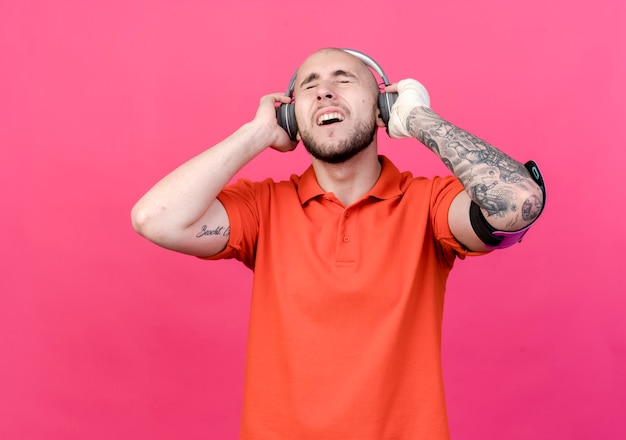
[196,225,230,238]
[407,107,543,225]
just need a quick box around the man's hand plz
[252,93,298,152]
[386,79,430,139]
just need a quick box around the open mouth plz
[317,112,345,126]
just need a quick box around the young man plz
[132,48,544,439]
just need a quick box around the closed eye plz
[298,70,357,91]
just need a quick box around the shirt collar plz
[296,155,404,205]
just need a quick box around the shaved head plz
[297,48,381,99]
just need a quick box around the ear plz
[376,112,386,128]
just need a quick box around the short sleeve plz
[430,176,490,265]
[200,178,263,269]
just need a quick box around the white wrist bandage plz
[387,79,430,139]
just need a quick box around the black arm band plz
[469,201,503,247]
[469,160,546,249]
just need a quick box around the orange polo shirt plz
[207,156,484,440]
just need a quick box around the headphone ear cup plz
[378,92,398,128]
[276,103,298,141]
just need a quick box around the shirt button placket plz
[336,208,356,265]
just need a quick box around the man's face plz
[293,49,384,164]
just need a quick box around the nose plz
[316,81,336,101]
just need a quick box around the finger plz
[384,83,399,93]
[260,93,292,105]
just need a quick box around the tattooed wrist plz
[407,107,437,138]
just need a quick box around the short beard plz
[300,119,377,164]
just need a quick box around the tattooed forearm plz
[407,107,543,223]
[196,224,230,238]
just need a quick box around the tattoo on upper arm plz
[196,225,230,238]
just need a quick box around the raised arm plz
[131,93,295,257]
[387,80,545,252]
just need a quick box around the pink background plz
[1,0,625,439]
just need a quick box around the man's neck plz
[311,147,382,206]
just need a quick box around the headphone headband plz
[338,48,392,85]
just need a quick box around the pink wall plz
[1,0,625,439]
